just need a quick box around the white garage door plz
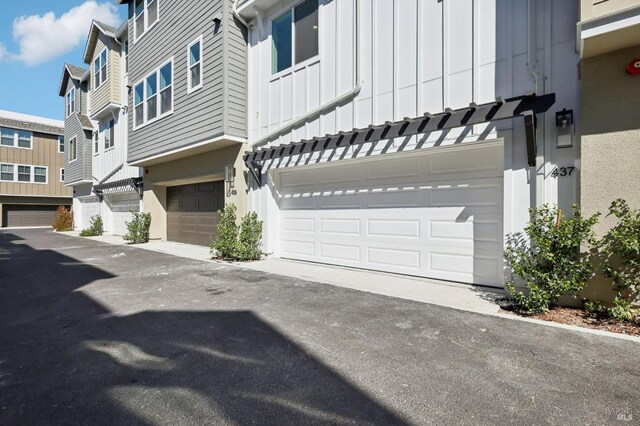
[77,196,100,230]
[106,192,140,236]
[277,142,504,287]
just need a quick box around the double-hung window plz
[93,131,99,154]
[94,48,108,89]
[133,59,173,128]
[272,0,319,74]
[0,164,14,181]
[17,165,31,182]
[0,128,32,149]
[34,167,47,183]
[17,131,32,149]
[0,128,13,146]
[187,37,203,92]
[60,168,65,182]
[135,0,159,41]
[58,136,64,153]
[66,87,76,117]
[69,137,77,161]
[104,119,115,150]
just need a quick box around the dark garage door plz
[2,204,64,227]
[167,181,224,246]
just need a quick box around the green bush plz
[210,204,239,259]
[235,211,263,261]
[52,206,74,231]
[504,204,599,313]
[591,199,640,323]
[123,211,151,244]
[79,215,103,237]
[210,204,263,261]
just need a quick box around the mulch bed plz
[510,306,640,337]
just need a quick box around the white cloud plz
[0,43,6,61]
[10,1,120,66]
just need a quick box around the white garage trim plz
[272,140,506,287]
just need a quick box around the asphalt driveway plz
[0,228,638,425]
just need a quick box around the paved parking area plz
[0,228,638,425]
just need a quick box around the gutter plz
[233,0,250,28]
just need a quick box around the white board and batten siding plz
[246,0,580,285]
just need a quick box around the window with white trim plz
[66,86,76,117]
[187,36,203,92]
[272,0,319,74]
[69,136,77,161]
[134,0,159,41]
[0,164,14,181]
[60,168,65,182]
[94,48,108,89]
[133,59,173,129]
[0,128,32,149]
[34,166,47,183]
[93,131,99,154]
[58,136,64,153]
[104,119,115,150]
[17,165,31,182]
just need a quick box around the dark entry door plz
[166,181,224,246]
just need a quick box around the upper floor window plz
[104,119,115,150]
[0,164,14,181]
[133,59,173,129]
[135,0,159,41]
[93,131,99,155]
[66,86,76,117]
[187,36,203,92]
[33,167,47,183]
[272,0,319,74]
[17,165,31,182]
[94,48,108,89]
[0,128,32,149]
[69,136,77,161]
[60,168,65,182]
[0,163,47,184]
[58,136,64,153]
[122,40,129,74]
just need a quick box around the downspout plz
[528,0,546,206]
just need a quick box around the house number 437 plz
[551,166,575,178]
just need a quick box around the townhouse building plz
[238,0,580,288]
[115,0,248,246]
[59,21,142,234]
[0,110,72,227]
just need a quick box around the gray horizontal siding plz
[223,2,247,138]
[64,113,92,184]
[127,0,247,163]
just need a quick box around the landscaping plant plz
[123,212,152,244]
[504,204,599,313]
[52,206,74,231]
[79,215,104,237]
[594,199,640,323]
[210,204,263,261]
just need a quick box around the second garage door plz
[2,204,65,227]
[167,181,224,246]
[277,142,505,287]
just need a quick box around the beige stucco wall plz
[142,144,248,241]
[580,44,640,301]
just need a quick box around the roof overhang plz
[89,102,122,121]
[93,177,143,201]
[82,20,118,64]
[578,5,640,59]
[58,64,86,96]
[244,93,556,185]
[236,0,281,20]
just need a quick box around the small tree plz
[80,215,104,237]
[52,206,74,231]
[504,204,599,313]
[210,204,239,259]
[235,211,263,261]
[124,212,152,244]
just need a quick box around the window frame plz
[69,136,78,162]
[58,136,64,153]
[60,168,65,183]
[0,163,14,181]
[271,0,319,76]
[132,57,174,131]
[94,47,108,90]
[0,128,33,150]
[93,131,99,156]
[17,165,31,183]
[66,86,76,117]
[133,0,160,43]
[104,119,115,150]
[33,166,48,184]
[187,35,204,93]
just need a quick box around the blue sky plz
[0,1,126,120]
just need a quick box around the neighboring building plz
[59,21,142,235]
[239,0,580,288]
[577,0,640,299]
[116,0,248,246]
[82,21,142,236]
[0,110,72,227]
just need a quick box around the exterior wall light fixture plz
[555,108,574,149]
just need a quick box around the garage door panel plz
[277,143,505,286]
[167,181,223,246]
[3,205,64,227]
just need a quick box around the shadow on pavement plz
[0,231,407,425]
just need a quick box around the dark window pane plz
[294,0,318,64]
[160,88,172,114]
[272,11,292,74]
[135,105,144,126]
[134,83,144,105]
[147,95,157,120]
[160,63,172,89]
[190,64,200,88]
[147,0,158,25]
